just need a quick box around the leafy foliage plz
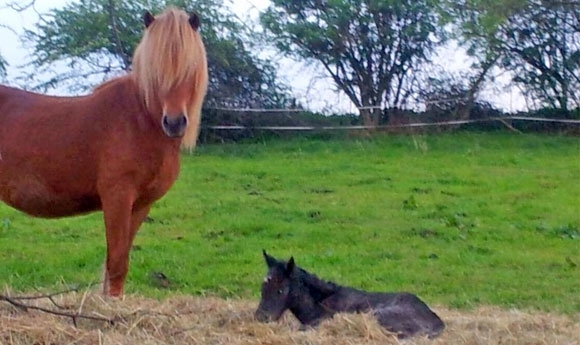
[495,1,580,110]
[417,69,501,123]
[21,0,295,108]
[22,0,143,92]
[441,0,579,110]
[260,0,445,125]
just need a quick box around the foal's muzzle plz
[161,114,188,138]
[254,307,282,323]
[254,309,271,322]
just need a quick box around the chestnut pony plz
[0,7,208,296]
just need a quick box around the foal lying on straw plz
[255,251,445,339]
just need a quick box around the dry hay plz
[1,289,579,345]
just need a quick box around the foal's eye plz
[277,289,284,295]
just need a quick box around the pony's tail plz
[181,45,208,152]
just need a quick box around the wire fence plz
[197,106,580,144]
[203,116,580,131]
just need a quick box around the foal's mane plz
[131,7,208,149]
[296,266,340,301]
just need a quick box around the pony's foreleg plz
[102,200,132,297]
[102,199,152,297]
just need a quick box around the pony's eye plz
[277,289,284,295]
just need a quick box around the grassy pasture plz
[0,132,578,314]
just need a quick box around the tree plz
[419,70,480,120]
[20,0,294,109]
[260,0,444,126]
[497,1,580,110]
[442,0,580,110]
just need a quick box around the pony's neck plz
[129,73,163,115]
[93,75,167,137]
[93,75,139,103]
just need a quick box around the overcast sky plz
[0,0,526,113]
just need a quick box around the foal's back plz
[324,287,445,339]
[373,292,445,339]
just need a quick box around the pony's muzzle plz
[161,114,188,138]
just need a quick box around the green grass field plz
[0,132,578,314]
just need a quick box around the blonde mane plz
[131,7,208,149]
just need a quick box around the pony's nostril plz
[178,114,188,127]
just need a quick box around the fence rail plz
[204,116,580,131]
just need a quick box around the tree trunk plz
[359,107,381,128]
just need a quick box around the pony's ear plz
[143,11,155,28]
[189,12,200,31]
[285,257,295,276]
[263,250,277,268]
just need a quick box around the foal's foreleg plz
[101,188,153,297]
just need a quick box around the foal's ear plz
[189,12,200,30]
[263,250,277,268]
[143,11,155,28]
[285,257,295,275]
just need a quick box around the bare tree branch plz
[0,285,117,327]
[2,0,36,12]
[106,0,131,70]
